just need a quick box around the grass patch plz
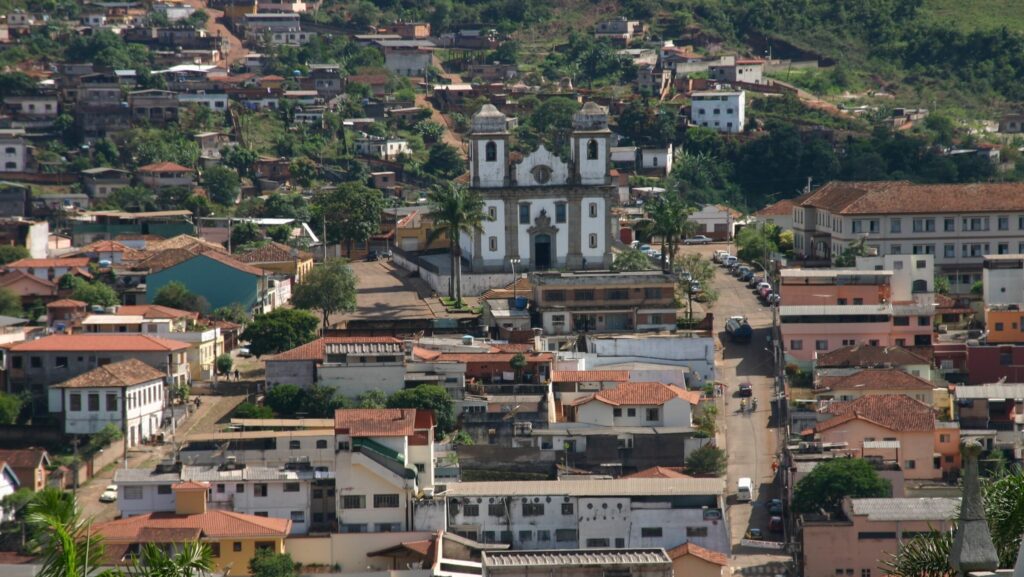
[918,0,1024,32]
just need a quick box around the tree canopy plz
[310,183,385,257]
[792,458,891,514]
[291,260,358,328]
[203,166,241,206]
[153,281,208,313]
[611,248,655,272]
[240,308,320,358]
[685,445,727,476]
[387,384,455,440]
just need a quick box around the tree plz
[65,277,118,308]
[423,143,466,180]
[685,444,727,476]
[833,238,869,267]
[510,353,527,383]
[676,252,717,320]
[611,248,655,272]
[289,157,318,187]
[249,549,297,577]
[123,541,213,577]
[934,275,950,295]
[266,224,292,243]
[695,404,718,438]
[387,384,455,440]
[792,458,890,514]
[291,260,358,328]
[25,489,115,577]
[735,222,780,265]
[234,402,273,419]
[357,390,387,408]
[0,286,23,317]
[648,189,693,270]
[210,303,248,324]
[427,183,489,307]
[153,281,208,313]
[0,391,24,424]
[203,165,241,206]
[241,308,319,358]
[0,245,29,264]
[310,183,384,257]
[231,220,264,249]
[222,146,258,179]
[265,384,305,416]
[215,353,233,376]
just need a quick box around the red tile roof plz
[234,241,313,264]
[94,510,291,541]
[667,542,728,566]
[0,270,56,289]
[267,337,405,362]
[799,181,1024,215]
[46,298,87,308]
[816,344,930,368]
[0,448,48,469]
[754,198,796,218]
[624,466,691,479]
[572,382,697,407]
[552,370,629,383]
[54,359,165,389]
[171,481,210,490]
[816,368,934,393]
[411,346,442,361]
[137,162,193,173]
[194,250,267,276]
[67,240,144,260]
[7,334,190,352]
[116,304,199,320]
[8,258,90,268]
[334,408,420,437]
[817,394,936,433]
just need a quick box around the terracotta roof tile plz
[234,241,313,264]
[0,448,48,469]
[573,382,695,407]
[552,370,629,383]
[267,337,405,362]
[198,250,268,276]
[0,270,56,289]
[754,198,796,218]
[8,258,91,268]
[116,304,199,320]
[411,346,442,361]
[46,299,87,308]
[667,542,727,566]
[94,510,290,541]
[624,466,691,479]
[816,368,934,393]
[816,344,930,368]
[334,408,420,437]
[7,334,190,352]
[799,180,1024,215]
[818,394,935,433]
[137,527,202,542]
[67,240,144,261]
[171,481,210,490]
[146,235,226,254]
[54,359,165,389]
[137,162,193,173]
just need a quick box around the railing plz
[352,438,417,480]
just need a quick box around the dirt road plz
[182,0,246,66]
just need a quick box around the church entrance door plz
[534,234,552,269]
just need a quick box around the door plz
[534,234,552,269]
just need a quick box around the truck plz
[725,316,753,343]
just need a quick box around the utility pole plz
[71,437,80,496]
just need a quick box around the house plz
[376,40,435,77]
[355,136,411,160]
[81,167,132,200]
[145,250,270,313]
[688,204,741,241]
[70,210,196,245]
[814,368,936,405]
[193,132,229,163]
[377,22,431,39]
[233,242,314,284]
[982,255,1024,343]
[65,240,143,265]
[46,298,88,330]
[753,197,797,231]
[0,181,30,217]
[531,270,677,336]
[128,89,179,126]
[5,257,91,282]
[5,333,191,406]
[3,95,59,120]
[334,408,435,533]
[432,477,728,552]
[431,350,554,385]
[0,136,30,172]
[567,381,699,428]
[792,180,1024,292]
[53,359,166,447]
[93,482,291,576]
[136,162,195,189]
[811,394,948,480]
[0,462,19,518]
[815,344,933,379]
[953,382,1024,432]
[801,497,958,577]
[708,60,764,85]
[0,271,57,305]
[594,17,643,46]
[780,255,935,366]
[667,542,730,577]
[0,448,49,492]
[690,91,745,133]
[0,218,48,258]
[178,92,230,112]
[482,549,673,577]
[998,113,1024,134]
[265,337,406,394]
[638,144,673,175]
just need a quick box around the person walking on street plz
[234,369,240,381]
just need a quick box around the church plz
[461,102,619,272]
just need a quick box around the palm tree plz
[427,182,489,307]
[123,542,213,577]
[25,490,117,577]
[649,189,693,271]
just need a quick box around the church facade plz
[462,103,619,272]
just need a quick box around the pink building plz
[811,395,946,480]
[780,255,935,366]
[801,496,959,577]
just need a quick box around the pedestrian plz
[234,369,240,381]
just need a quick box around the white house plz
[638,144,673,175]
[464,103,618,272]
[690,91,745,134]
[0,136,30,172]
[688,204,742,241]
[0,462,19,520]
[177,92,229,112]
[52,359,166,447]
[569,381,698,428]
[355,136,411,160]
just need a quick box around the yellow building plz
[235,241,314,284]
[388,209,448,252]
[222,0,258,25]
[95,482,291,575]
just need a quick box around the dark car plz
[738,382,753,397]
[739,270,754,282]
[769,516,784,533]
[768,498,783,515]
[364,250,380,261]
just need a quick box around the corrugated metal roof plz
[443,477,724,497]
[483,549,671,567]
[954,383,1024,400]
[184,429,332,442]
[229,418,334,428]
[850,498,960,521]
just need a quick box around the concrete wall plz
[285,532,434,571]
[818,420,939,480]
[318,363,406,396]
[584,337,716,383]
[802,514,953,577]
[266,360,318,388]
[391,250,509,297]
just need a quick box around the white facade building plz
[571,381,696,428]
[690,91,745,133]
[177,92,229,111]
[0,137,29,172]
[465,103,618,272]
[53,359,166,447]
[355,136,411,160]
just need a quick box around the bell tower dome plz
[571,101,611,186]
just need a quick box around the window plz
[488,503,506,516]
[284,482,300,492]
[374,494,399,508]
[905,460,916,469]
[555,529,577,543]
[627,408,636,417]
[890,219,902,233]
[574,290,595,301]
[30,356,41,368]
[686,526,708,537]
[944,217,955,232]
[104,392,118,411]
[912,244,934,255]
[316,439,328,449]
[555,203,567,223]
[607,289,628,300]
[890,245,902,255]
[519,530,533,542]
[859,532,897,540]
[789,340,803,351]
[562,503,574,515]
[157,484,172,495]
[912,218,935,233]
[209,543,220,557]
[547,290,565,302]
[55,356,68,368]
[613,408,622,417]
[815,340,828,351]
[255,542,274,552]
[1000,242,1010,255]
[216,483,225,494]
[290,511,305,523]
[587,139,598,160]
[588,233,598,249]
[538,530,551,541]
[641,527,663,538]
[289,440,300,450]
[918,316,930,326]
[69,393,82,412]
[123,486,142,500]
[894,316,910,326]
[940,434,950,443]
[522,503,544,516]
[463,503,479,516]
[944,244,955,258]
[233,542,242,552]
[519,204,530,224]
[485,141,497,162]
[589,203,598,218]
[586,538,610,548]
[999,216,1010,230]
[11,356,20,369]
[646,408,659,421]
[341,495,365,509]
[254,484,268,497]
[488,236,498,251]
[853,298,864,305]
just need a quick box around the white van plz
[737,477,753,502]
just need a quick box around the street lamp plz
[510,257,521,301]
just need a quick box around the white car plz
[683,235,712,245]
[99,484,118,503]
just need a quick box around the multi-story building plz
[531,270,677,335]
[780,255,935,365]
[689,91,745,133]
[435,477,727,552]
[708,59,763,85]
[813,368,936,405]
[376,40,435,77]
[792,180,1024,293]
[127,89,179,126]
[0,136,29,172]
[594,17,643,45]
[53,359,167,446]
[136,162,195,189]
[81,167,132,200]
[265,337,407,393]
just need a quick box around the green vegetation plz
[216,354,233,377]
[792,458,891,514]
[685,444,727,476]
[63,276,118,308]
[0,391,26,425]
[153,281,208,313]
[0,245,29,265]
[83,423,123,458]
[427,183,489,307]
[611,248,655,272]
[291,260,358,328]
[250,549,298,577]
[387,384,456,439]
[234,402,274,419]
[0,286,23,318]
[240,308,320,358]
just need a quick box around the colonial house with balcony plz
[532,270,678,336]
[813,368,937,406]
[792,180,1024,293]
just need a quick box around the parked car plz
[756,281,772,294]
[365,250,381,261]
[769,516,784,533]
[638,244,652,254]
[723,256,738,267]
[768,499,784,515]
[745,528,763,540]
[735,266,751,278]
[759,285,773,300]
[766,293,781,305]
[738,382,753,397]
[683,235,712,245]
[100,485,118,503]
[739,270,754,282]
[713,250,730,263]
[748,275,764,288]
[238,347,252,358]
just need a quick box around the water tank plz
[462,335,475,346]
[513,296,528,310]
[98,259,112,268]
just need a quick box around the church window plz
[489,236,498,251]
[555,203,567,224]
[588,203,598,218]
[488,206,497,220]
[588,234,598,249]
[586,139,598,160]
[652,156,658,166]
[519,204,530,225]
[485,141,497,162]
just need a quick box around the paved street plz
[677,243,793,575]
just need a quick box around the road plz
[678,243,793,576]
[182,0,246,65]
